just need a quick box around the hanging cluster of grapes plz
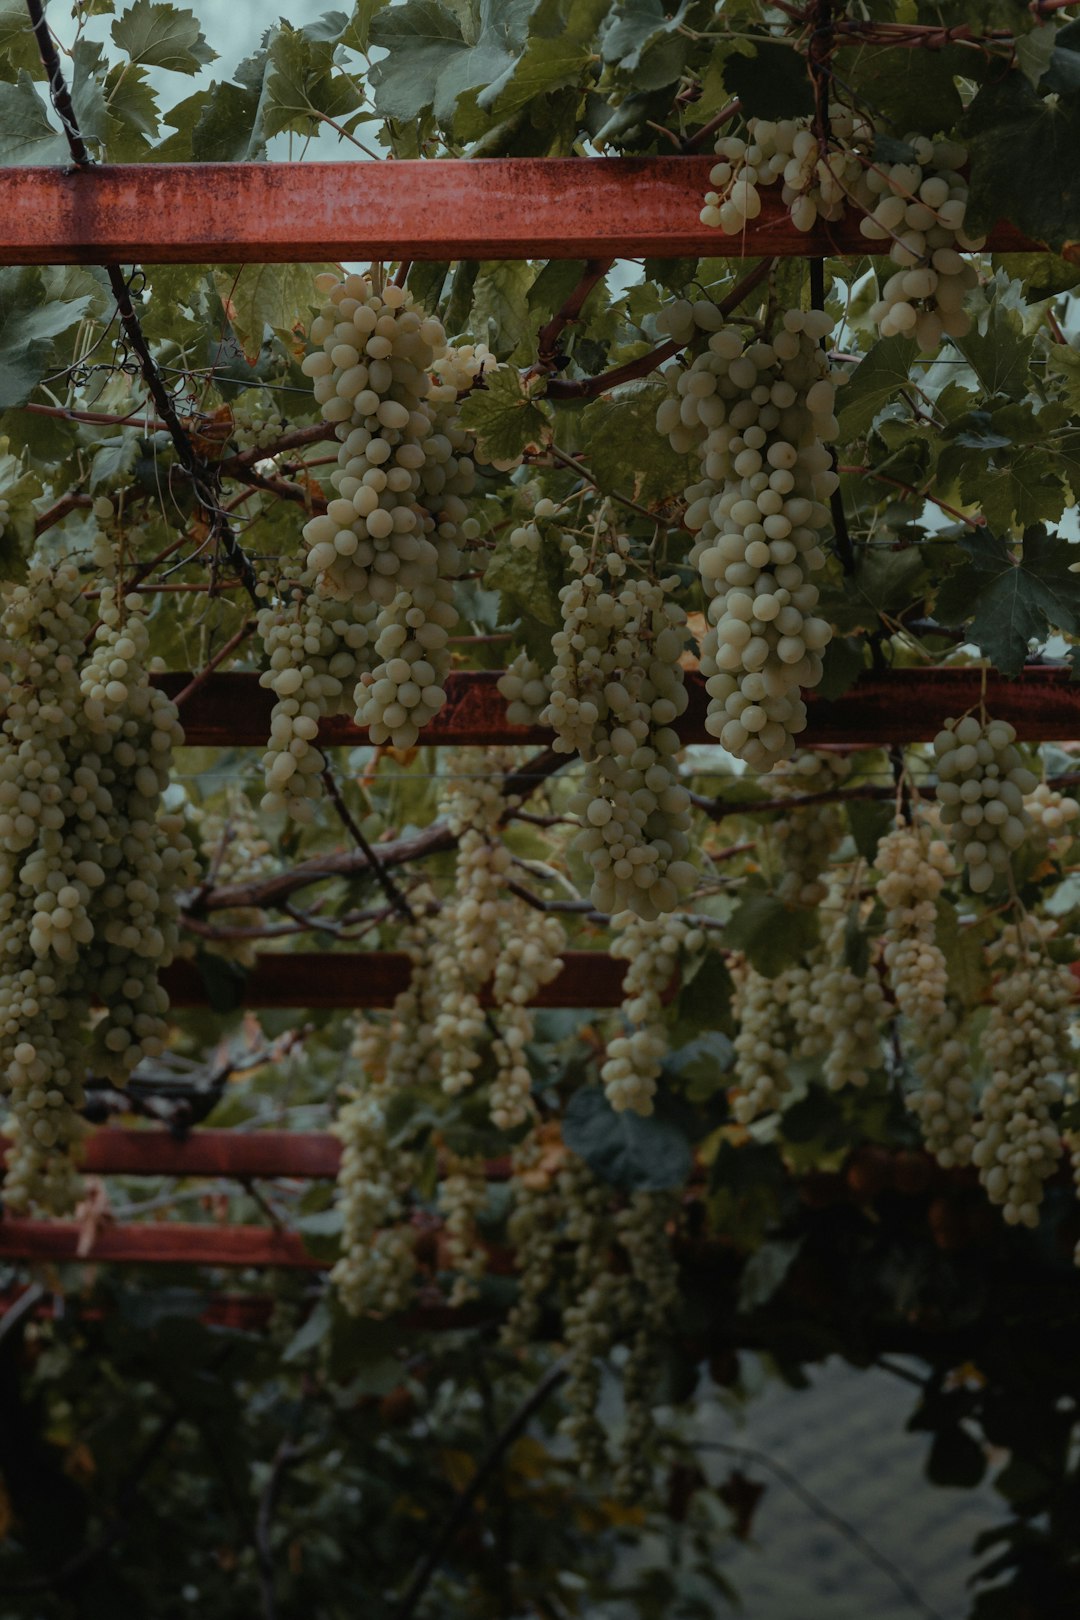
[656,305,837,770]
[0,565,194,1211]
[542,526,698,916]
[701,110,983,347]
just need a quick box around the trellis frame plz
[3,154,1077,1264]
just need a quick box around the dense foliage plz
[2,0,1080,1615]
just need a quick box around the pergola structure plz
[1,156,1074,1277]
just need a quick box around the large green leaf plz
[111,0,217,74]
[935,525,1080,675]
[212,263,332,362]
[723,893,819,977]
[600,0,692,92]
[459,366,550,462]
[260,24,364,140]
[563,1084,693,1189]
[965,69,1080,252]
[836,337,918,442]
[0,71,68,165]
[476,0,612,121]
[369,0,514,124]
[0,267,93,410]
[579,380,695,507]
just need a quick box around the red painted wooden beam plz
[0,160,1056,266]
[0,1219,323,1269]
[76,1128,341,1180]
[163,667,1080,750]
[160,948,628,1009]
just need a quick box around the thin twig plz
[172,620,255,709]
[320,763,414,922]
[396,1361,568,1620]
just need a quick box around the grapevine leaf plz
[301,10,351,41]
[191,77,267,161]
[562,1085,693,1191]
[469,261,537,358]
[0,0,47,75]
[459,367,550,464]
[959,450,1067,535]
[723,39,814,119]
[104,63,162,157]
[0,72,68,165]
[261,24,363,139]
[580,381,695,507]
[996,251,1080,300]
[483,519,563,630]
[952,287,1034,402]
[0,268,93,410]
[195,950,248,1014]
[369,0,493,123]
[89,433,143,492]
[964,69,1080,252]
[110,0,217,74]
[213,264,331,363]
[340,0,391,51]
[818,547,927,637]
[723,894,819,977]
[836,40,966,135]
[599,0,691,92]
[477,0,613,120]
[0,436,41,581]
[1047,342,1080,411]
[815,636,866,702]
[935,526,1080,676]
[1016,25,1058,89]
[836,337,918,441]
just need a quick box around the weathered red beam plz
[0,1219,322,1269]
[160,948,628,1009]
[164,666,1080,750]
[0,160,1056,266]
[77,1128,341,1180]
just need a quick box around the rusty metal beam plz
[74,1128,341,1180]
[0,1218,323,1269]
[0,159,1054,266]
[163,667,1080,749]
[160,949,628,1009]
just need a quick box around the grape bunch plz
[811,893,886,1092]
[766,749,851,906]
[971,917,1074,1228]
[701,110,983,348]
[497,651,553,728]
[301,272,481,751]
[438,1151,490,1307]
[876,822,976,1166]
[543,532,698,917]
[256,561,377,820]
[729,949,825,1124]
[657,309,837,771]
[601,913,704,1115]
[932,715,1037,892]
[331,1020,417,1317]
[0,566,195,1211]
[1025,779,1080,844]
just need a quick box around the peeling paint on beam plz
[0,159,1057,265]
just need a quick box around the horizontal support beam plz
[165,666,1080,750]
[0,160,1054,266]
[160,948,628,1009]
[76,1127,341,1179]
[0,1218,323,1268]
